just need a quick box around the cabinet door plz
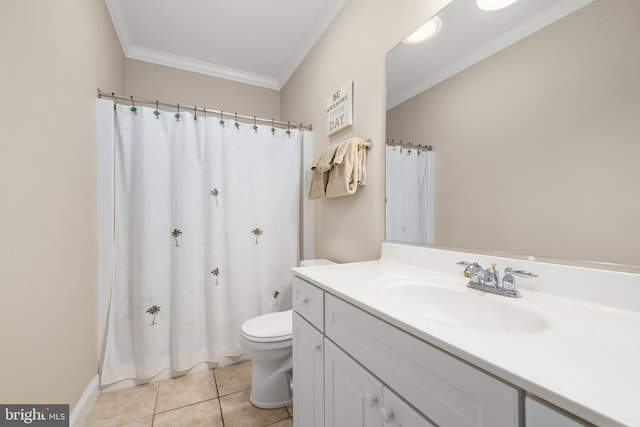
[381,387,437,427]
[293,312,324,427]
[324,339,384,427]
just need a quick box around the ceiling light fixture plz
[403,16,443,44]
[476,0,520,11]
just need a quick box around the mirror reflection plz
[385,0,640,267]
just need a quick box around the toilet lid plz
[240,309,292,343]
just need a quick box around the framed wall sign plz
[326,81,353,136]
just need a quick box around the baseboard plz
[70,374,100,427]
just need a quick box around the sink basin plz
[373,276,547,333]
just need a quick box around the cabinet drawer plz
[325,294,522,427]
[292,276,324,332]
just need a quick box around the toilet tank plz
[299,259,336,267]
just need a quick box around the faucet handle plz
[504,267,538,278]
[457,261,481,278]
[502,267,538,298]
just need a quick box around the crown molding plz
[126,46,281,90]
[105,0,132,58]
[277,0,350,88]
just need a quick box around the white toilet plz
[239,259,335,409]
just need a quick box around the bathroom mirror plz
[385,0,640,268]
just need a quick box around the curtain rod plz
[97,90,313,131]
[385,138,433,151]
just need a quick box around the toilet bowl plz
[239,259,335,409]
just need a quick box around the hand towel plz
[325,138,363,198]
[308,144,339,200]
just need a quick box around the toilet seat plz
[240,309,292,343]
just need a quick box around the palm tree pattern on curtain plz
[146,305,161,326]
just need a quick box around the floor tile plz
[219,390,289,427]
[121,416,153,427]
[214,360,252,396]
[154,399,223,427]
[266,419,293,427]
[155,370,218,413]
[86,383,157,426]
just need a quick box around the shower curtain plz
[101,104,305,385]
[385,145,435,245]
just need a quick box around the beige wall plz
[282,0,452,263]
[387,0,640,266]
[0,0,124,411]
[124,59,281,121]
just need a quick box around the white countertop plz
[292,244,640,427]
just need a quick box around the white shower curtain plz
[385,145,435,245]
[101,104,304,385]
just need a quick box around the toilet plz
[239,259,335,409]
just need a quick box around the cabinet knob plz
[299,297,309,306]
[314,343,322,352]
[364,393,378,407]
[380,407,393,423]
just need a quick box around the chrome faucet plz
[457,261,538,298]
[457,261,499,287]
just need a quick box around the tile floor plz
[86,361,293,427]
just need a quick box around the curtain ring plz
[271,119,276,135]
[175,103,181,121]
[130,96,137,114]
[286,121,291,137]
[219,110,225,127]
[154,100,160,119]
[194,106,197,121]
[112,92,117,110]
[253,116,258,133]
[234,113,240,130]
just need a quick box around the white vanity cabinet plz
[293,276,523,427]
[325,293,522,427]
[292,277,325,427]
[292,312,324,427]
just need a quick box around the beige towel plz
[308,144,339,200]
[326,138,365,198]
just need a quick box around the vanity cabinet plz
[293,276,522,427]
[325,294,522,427]
[292,275,326,427]
[292,312,324,427]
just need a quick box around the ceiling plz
[106,0,349,90]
